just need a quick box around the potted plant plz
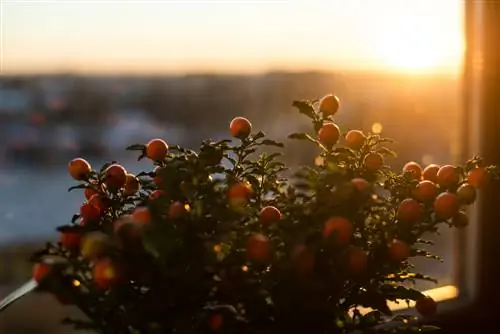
[1,94,496,333]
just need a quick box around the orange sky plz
[1,0,464,75]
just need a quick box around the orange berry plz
[434,192,460,220]
[436,165,460,189]
[319,94,340,116]
[80,202,101,222]
[131,207,151,224]
[291,245,315,277]
[93,258,120,290]
[60,232,81,251]
[452,211,469,228]
[169,201,187,219]
[351,178,370,192]
[145,139,168,161]
[346,247,368,276]
[423,164,440,183]
[115,221,142,249]
[227,182,252,206]
[246,233,271,262]
[397,198,423,224]
[345,130,365,150]
[387,239,411,262]
[412,180,438,203]
[209,313,224,331]
[149,190,165,201]
[403,161,423,180]
[468,167,489,188]
[363,153,384,173]
[84,186,99,201]
[124,173,140,196]
[415,296,437,316]
[318,122,340,148]
[68,158,92,181]
[88,194,109,213]
[153,166,164,187]
[33,263,51,284]
[457,183,477,205]
[323,217,353,246]
[103,164,127,190]
[259,206,282,225]
[230,117,252,139]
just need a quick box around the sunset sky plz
[1,0,464,75]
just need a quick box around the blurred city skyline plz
[2,0,464,75]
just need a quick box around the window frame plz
[363,2,497,328]
[422,1,500,330]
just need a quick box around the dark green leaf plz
[253,131,266,140]
[245,174,260,191]
[292,100,316,119]
[361,310,383,326]
[288,132,308,140]
[378,147,397,158]
[68,184,88,192]
[125,144,146,151]
[380,285,424,302]
[288,133,318,144]
[412,249,443,262]
[260,139,284,148]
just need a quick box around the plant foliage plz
[16,95,500,333]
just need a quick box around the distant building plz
[104,108,187,151]
[0,89,31,114]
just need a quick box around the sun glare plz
[3,0,464,75]
[374,2,464,74]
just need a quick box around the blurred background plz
[0,0,464,333]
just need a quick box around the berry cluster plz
[27,94,497,334]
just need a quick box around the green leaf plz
[288,132,318,144]
[384,272,438,284]
[380,285,424,302]
[415,238,435,246]
[361,310,383,326]
[292,100,316,119]
[378,147,397,158]
[245,174,261,191]
[253,131,266,140]
[125,144,146,151]
[412,249,443,262]
[142,227,177,260]
[260,139,284,148]
[68,184,88,192]
[288,132,308,140]
[214,139,232,146]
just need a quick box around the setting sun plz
[374,2,464,73]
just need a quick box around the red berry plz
[259,206,282,225]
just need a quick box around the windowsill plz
[351,285,474,332]
[355,284,460,316]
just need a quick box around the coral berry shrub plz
[21,95,498,334]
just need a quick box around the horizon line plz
[0,68,461,78]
